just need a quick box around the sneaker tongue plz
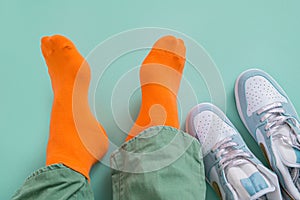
[274,125,300,168]
[226,163,275,199]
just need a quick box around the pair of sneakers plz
[186,69,300,199]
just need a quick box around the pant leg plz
[11,164,94,200]
[110,126,206,200]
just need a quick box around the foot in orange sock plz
[126,36,186,141]
[41,35,109,180]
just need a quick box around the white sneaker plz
[186,103,282,200]
[235,69,300,199]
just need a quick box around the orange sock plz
[41,35,109,180]
[126,36,186,141]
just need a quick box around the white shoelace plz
[257,102,300,189]
[212,137,251,171]
[257,102,300,149]
[213,137,270,199]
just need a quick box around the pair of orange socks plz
[41,35,186,180]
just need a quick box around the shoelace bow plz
[212,137,251,171]
[212,137,269,199]
[257,102,300,149]
[257,102,300,188]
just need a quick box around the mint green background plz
[1,1,300,199]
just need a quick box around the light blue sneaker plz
[235,69,300,199]
[186,103,282,200]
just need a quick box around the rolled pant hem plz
[110,125,206,200]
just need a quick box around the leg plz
[41,35,108,180]
[12,35,108,199]
[111,36,206,200]
[126,35,185,141]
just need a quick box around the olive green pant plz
[12,126,206,200]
